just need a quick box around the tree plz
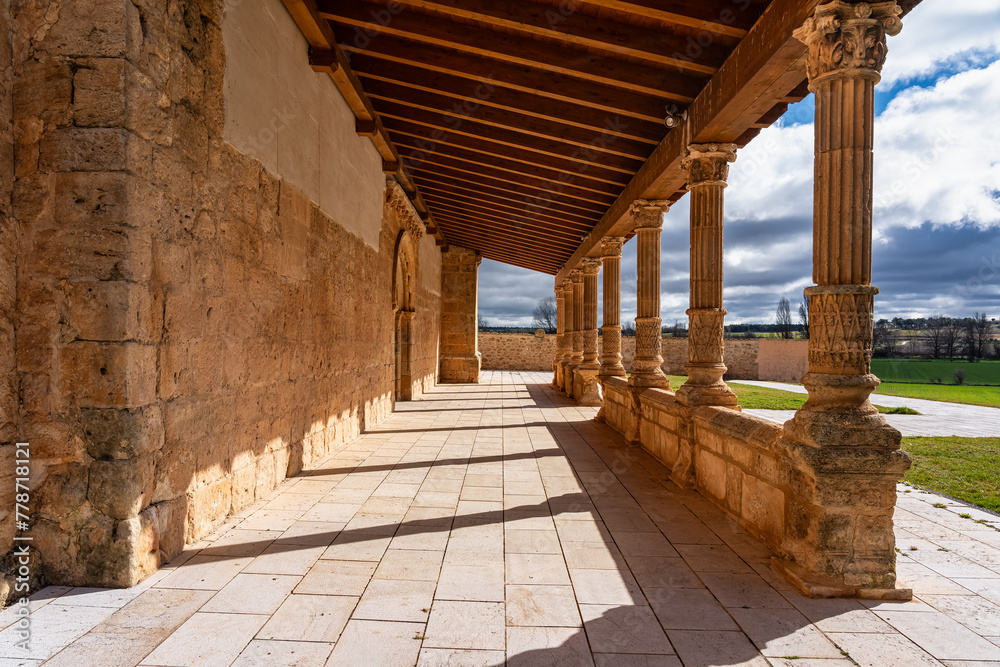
[943,320,961,360]
[798,297,809,339]
[873,319,900,357]
[925,316,946,359]
[531,296,557,331]
[776,298,793,339]
[477,313,490,330]
[621,320,636,337]
[972,312,991,360]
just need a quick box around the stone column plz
[439,246,482,383]
[553,284,567,388]
[567,270,585,396]
[559,278,575,393]
[774,1,911,599]
[628,200,671,389]
[599,238,627,379]
[676,143,738,409]
[574,258,603,405]
[595,237,626,422]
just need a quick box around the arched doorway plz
[392,230,416,401]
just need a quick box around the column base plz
[439,353,481,384]
[775,433,911,596]
[573,368,602,406]
[676,362,738,408]
[772,557,912,600]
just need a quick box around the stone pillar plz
[676,143,738,409]
[567,270,585,395]
[573,258,602,405]
[599,237,627,379]
[628,201,671,389]
[595,237,625,422]
[439,246,482,383]
[774,1,911,599]
[553,284,567,387]
[559,278,575,393]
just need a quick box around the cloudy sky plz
[479,1,1000,327]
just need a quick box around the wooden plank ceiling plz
[283,0,913,275]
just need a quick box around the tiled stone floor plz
[3,371,1000,666]
[739,379,1000,437]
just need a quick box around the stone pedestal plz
[777,0,910,599]
[575,258,602,406]
[676,144,738,409]
[440,247,482,383]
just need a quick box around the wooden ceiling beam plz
[394,141,623,197]
[413,173,605,221]
[385,0,728,75]
[409,163,614,211]
[351,56,666,143]
[420,196,592,238]
[431,213,581,251]
[435,230,563,272]
[367,88,658,157]
[337,35,674,124]
[554,0,820,283]
[417,183,599,230]
[572,0,759,37]
[321,2,707,101]
[386,121,633,186]
[374,102,649,167]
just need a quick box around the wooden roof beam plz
[339,34,670,123]
[554,0,821,283]
[384,0,729,74]
[321,2,706,101]
[573,0,759,38]
[352,57,666,143]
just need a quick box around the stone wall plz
[6,0,440,589]
[0,0,15,582]
[480,332,805,382]
[602,378,790,565]
[480,332,555,371]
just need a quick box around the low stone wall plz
[479,333,555,370]
[602,378,789,564]
[480,332,807,382]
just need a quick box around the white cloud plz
[874,60,1000,231]
[881,0,1000,88]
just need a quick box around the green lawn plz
[871,358,1000,386]
[902,437,1000,512]
[874,383,1000,408]
[665,376,917,413]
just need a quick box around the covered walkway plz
[4,372,1000,666]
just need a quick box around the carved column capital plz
[385,179,425,239]
[557,279,573,295]
[579,257,602,276]
[570,269,584,284]
[630,199,670,230]
[793,1,902,86]
[601,236,625,258]
[683,143,737,188]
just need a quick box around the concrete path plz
[737,379,1000,437]
[3,371,1000,666]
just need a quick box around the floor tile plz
[506,585,581,627]
[141,612,268,666]
[326,619,424,666]
[580,604,674,654]
[424,601,505,650]
[355,579,437,622]
[258,594,357,642]
[295,560,376,596]
[436,565,505,602]
[230,639,332,666]
[506,626,595,666]
[202,573,299,614]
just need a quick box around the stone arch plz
[392,229,417,401]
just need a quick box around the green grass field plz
[871,359,1000,386]
[874,383,1000,408]
[665,376,917,413]
[902,437,1000,512]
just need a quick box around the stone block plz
[30,222,151,282]
[155,496,188,560]
[740,474,784,540]
[60,341,157,408]
[68,280,159,342]
[12,58,73,122]
[187,476,233,538]
[54,171,128,226]
[696,449,727,502]
[40,128,129,172]
[44,0,129,58]
[88,455,155,519]
[73,58,127,127]
[80,404,164,460]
